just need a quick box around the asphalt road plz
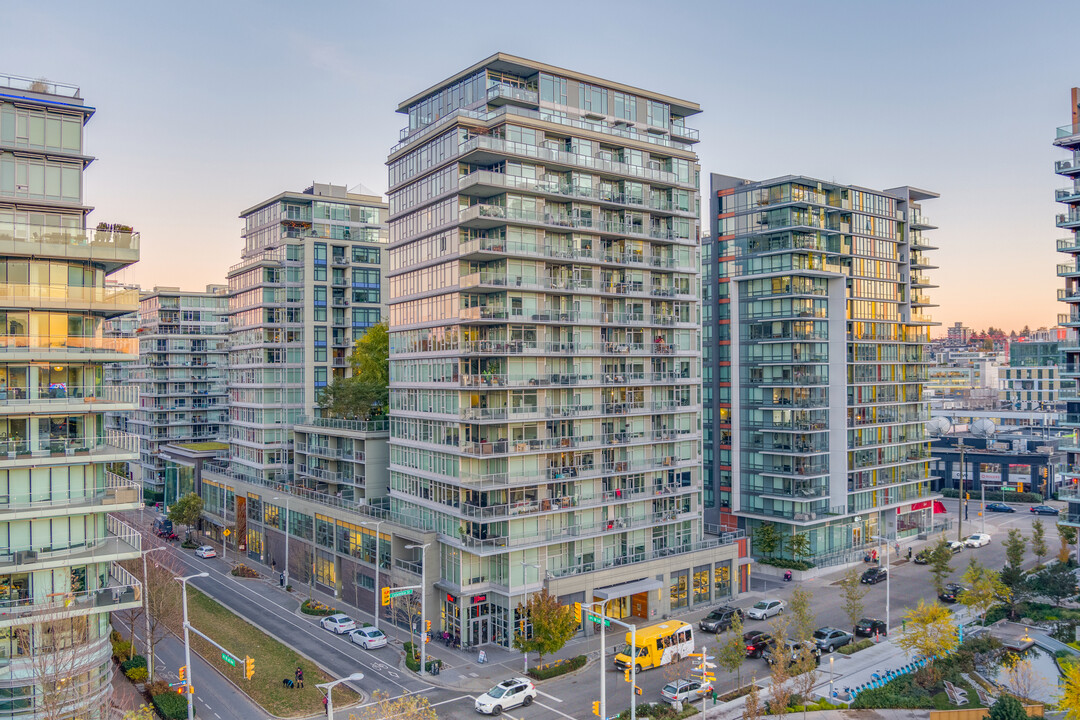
[122,497,1063,720]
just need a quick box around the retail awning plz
[593,578,662,600]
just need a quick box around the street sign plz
[223,529,231,537]
[588,613,611,627]
[388,588,414,599]
[222,653,237,667]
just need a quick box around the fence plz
[929,705,1042,720]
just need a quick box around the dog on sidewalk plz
[282,678,295,689]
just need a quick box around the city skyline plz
[4,1,1073,329]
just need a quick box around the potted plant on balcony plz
[50,440,65,457]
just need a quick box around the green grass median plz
[179,587,358,717]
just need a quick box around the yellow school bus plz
[613,620,694,672]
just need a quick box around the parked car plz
[699,606,743,634]
[854,618,888,638]
[1031,505,1060,516]
[743,630,774,659]
[349,627,387,649]
[194,545,216,559]
[861,567,888,585]
[986,502,1015,513]
[320,614,356,634]
[764,640,821,667]
[939,583,966,603]
[947,541,965,553]
[913,549,933,564]
[661,678,709,706]
[964,533,991,548]
[474,678,536,715]
[747,599,785,620]
[812,627,853,653]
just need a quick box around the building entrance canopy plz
[593,577,662,600]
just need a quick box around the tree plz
[999,564,1033,619]
[988,694,1029,720]
[838,566,869,634]
[744,677,763,720]
[1060,523,1078,549]
[1000,655,1042,702]
[767,613,793,719]
[928,536,954,595]
[959,559,1011,625]
[347,690,438,720]
[787,533,811,564]
[1005,529,1027,569]
[792,644,820,720]
[1032,520,1048,567]
[141,548,182,683]
[511,588,579,668]
[754,522,780,559]
[16,611,101,720]
[350,320,390,387]
[122,706,157,720]
[168,492,204,541]
[1061,532,1073,566]
[896,600,959,669]
[1033,563,1078,607]
[717,610,746,691]
[1060,658,1080,720]
[318,321,390,421]
[787,585,815,643]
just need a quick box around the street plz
[116,497,1063,720]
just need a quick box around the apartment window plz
[647,100,670,128]
[351,246,381,265]
[314,266,326,281]
[578,83,608,115]
[314,367,327,386]
[313,243,327,265]
[614,92,637,122]
[314,306,326,322]
[539,73,567,105]
[313,286,327,306]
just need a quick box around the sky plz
[3,1,1073,333]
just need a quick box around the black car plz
[986,502,1015,513]
[913,549,932,564]
[699,606,744,634]
[939,583,965,603]
[861,567,888,585]
[854,618,888,638]
[743,630,773,659]
[1031,505,1060,516]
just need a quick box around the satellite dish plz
[971,418,997,438]
[927,417,953,437]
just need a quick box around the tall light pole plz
[957,439,965,542]
[406,543,431,676]
[177,572,209,720]
[359,520,384,630]
[274,495,290,588]
[519,558,540,673]
[317,671,364,720]
[871,533,890,635]
[142,545,167,683]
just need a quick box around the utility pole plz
[406,543,431,675]
[957,439,965,542]
[178,572,209,720]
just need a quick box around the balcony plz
[0,223,139,273]
[0,384,137,413]
[1059,212,1080,229]
[1059,156,1080,176]
[486,83,539,107]
[459,203,685,243]
[1059,238,1080,254]
[1056,124,1080,148]
[0,471,140,520]
[0,561,141,628]
[909,214,935,229]
[1059,263,1080,278]
[0,515,140,572]
[0,334,137,358]
[0,431,138,467]
[546,533,744,580]
[455,339,694,359]
[669,123,700,142]
[456,235,697,273]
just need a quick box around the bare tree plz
[744,677,763,720]
[1000,656,1043,702]
[767,612,793,718]
[16,611,104,720]
[142,550,183,683]
[792,644,820,720]
[348,690,438,720]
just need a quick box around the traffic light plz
[1018,482,1024,493]
[179,665,187,682]
[592,701,600,716]
[381,587,391,606]
[244,656,254,680]
[573,602,582,624]
[965,492,970,501]
[635,685,642,696]
[426,620,431,632]
[624,668,630,682]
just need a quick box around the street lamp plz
[273,496,291,588]
[142,545,167,683]
[405,543,431,676]
[519,559,540,673]
[829,656,835,699]
[176,572,209,720]
[871,533,891,635]
[359,519,384,631]
[317,672,364,720]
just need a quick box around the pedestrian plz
[907,546,913,561]
[280,571,285,587]
[295,666,304,688]
[323,696,328,715]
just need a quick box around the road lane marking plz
[533,700,577,719]
[536,690,563,702]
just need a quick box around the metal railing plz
[547,534,742,579]
[0,562,141,624]
[0,384,136,407]
[295,416,389,433]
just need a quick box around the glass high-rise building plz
[0,74,144,718]
[387,54,744,648]
[708,173,939,562]
[1054,91,1080,453]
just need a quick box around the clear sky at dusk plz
[3,0,1072,332]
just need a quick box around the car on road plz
[1031,505,1060,516]
[939,583,965,603]
[947,541,965,553]
[764,640,821,667]
[194,545,217,558]
[986,502,1015,513]
[813,627,853,653]
[474,677,536,715]
[661,678,709,706]
[349,626,387,649]
[320,614,356,634]
[854,618,888,638]
[913,549,933,564]
[747,599,785,620]
[743,630,774,658]
[699,606,743,634]
[964,533,991,548]
[861,567,888,585]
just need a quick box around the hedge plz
[938,488,1044,503]
[120,654,147,673]
[527,655,586,680]
[403,642,442,673]
[300,599,336,616]
[838,639,875,656]
[757,557,815,571]
[153,692,194,719]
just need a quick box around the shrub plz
[938,488,1044,503]
[111,640,132,661]
[230,564,259,578]
[180,541,198,549]
[153,691,193,719]
[757,557,815,571]
[300,599,336,616]
[125,666,149,683]
[110,629,122,643]
[527,655,587,680]
[615,702,681,719]
[838,639,875,655]
[146,679,171,697]
[120,655,147,673]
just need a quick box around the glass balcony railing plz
[0,334,137,354]
[1057,124,1080,140]
[0,384,136,408]
[0,223,139,266]
[0,562,141,624]
[0,431,138,459]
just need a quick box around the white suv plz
[474,677,537,715]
